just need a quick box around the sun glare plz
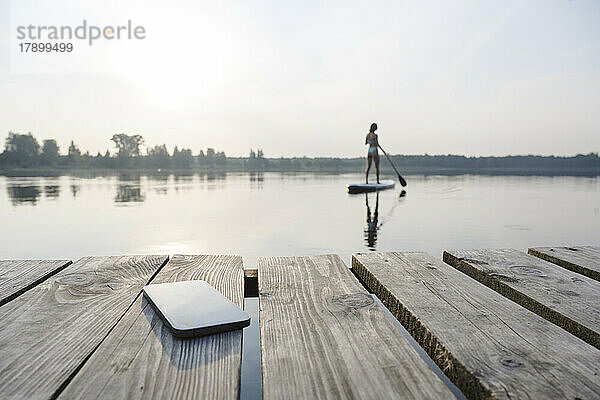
[107,8,247,108]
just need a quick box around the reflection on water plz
[44,185,60,200]
[70,181,80,198]
[1,173,598,263]
[173,174,194,194]
[115,184,145,204]
[206,172,226,181]
[114,173,145,204]
[150,174,169,195]
[7,185,42,205]
[4,172,244,206]
[364,193,380,249]
[363,190,407,250]
[250,172,264,190]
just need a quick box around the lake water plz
[2,171,598,399]
[1,172,599,263]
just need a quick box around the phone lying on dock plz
[142,280,250,338]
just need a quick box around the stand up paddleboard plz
[347,179,395,194]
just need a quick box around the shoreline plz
[1,166,599,177]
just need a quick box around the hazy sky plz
[1,0,599,157]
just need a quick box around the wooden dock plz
[0,245,598,399]
[528,246,600,282]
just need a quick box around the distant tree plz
[206,148,216,167]
[67,141,81,165]
[247,148,266,169]
[279,156,292,169]
[173,147,193,168]
[81,151,91,167]
[193,148,226,168]
[256,149,268,168]
[3,132,40,166]
[101,149,114,168]
[111,133,144,158]
[4,132,39,154]
[110,133,144,168]
[68,141,80,156]
[147,144,170,168]
[215,150,227,165]
[197,149,206,166]
[40,139,60,166]
[182,148,194,166]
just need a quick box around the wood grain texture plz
[259,254,454,400]
[0,259,72,306]
[58,254,245,400]
[352,251,600,400]
[444,248,600,349]
[528,246,600,282]
[0,255,167,400]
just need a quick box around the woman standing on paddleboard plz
[365,123,380,184]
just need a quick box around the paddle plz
[378,145,407,187]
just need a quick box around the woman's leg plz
[365,155,373,183]
[374,155,380,183]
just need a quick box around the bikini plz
[367,139,378,155]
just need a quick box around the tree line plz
[0,132,229,169]
[0,131,598,173]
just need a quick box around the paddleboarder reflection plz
[364,192,380,249]
[363,190,406,250]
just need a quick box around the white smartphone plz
[143,280,250,337]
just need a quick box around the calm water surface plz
[1,172,598,263]
[2,172,598,399]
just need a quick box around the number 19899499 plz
[19,43,73,52]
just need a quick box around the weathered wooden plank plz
[352,252,600,400]
[0,259,72,306]
[59,254,245,400]
[0,255,167,400]
[444,248,600,349]
[528,246,600,282]
[259,254,454,399]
